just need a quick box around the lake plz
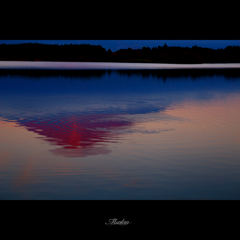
[0,62,240,199]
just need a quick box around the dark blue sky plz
[1,40,240,51]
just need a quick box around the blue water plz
[0,67,240,199]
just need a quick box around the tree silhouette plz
[0,43,240,63]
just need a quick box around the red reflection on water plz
[17,114,133,157]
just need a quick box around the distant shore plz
[1,43,240,64]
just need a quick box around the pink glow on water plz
[16,114,134,157]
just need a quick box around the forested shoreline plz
[1,43,240,63]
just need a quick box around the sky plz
[1,40,240,51]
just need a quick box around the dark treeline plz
[1,43,240,63]
[1,69,240,80]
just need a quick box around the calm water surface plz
[0,62,240,199]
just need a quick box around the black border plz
[2,200,238,232]
[1,5,239,40]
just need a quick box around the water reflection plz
[0,69,240,159]
[1,68,240,79]
[16,114,134,157]
[1,68,240,199]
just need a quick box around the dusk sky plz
[1,40,240,51]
